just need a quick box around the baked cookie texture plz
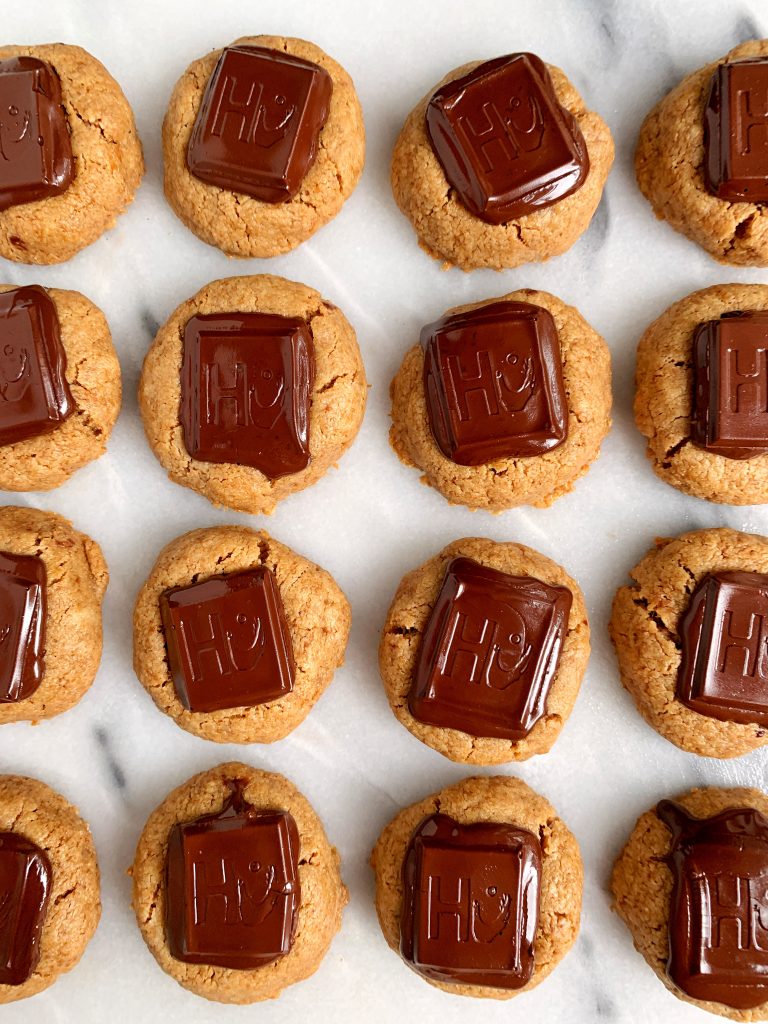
[0,44,143,265]
[391,59,614,271]
[370,774,582,999]
[379,537,589,763]
[132,761,347,1004]
[0,506,107,724]
[139,274,367,514]
[635,283,768,504]
[389,289,611,511]
[0,774,100,1004]
[609,527,768,758]
[133,525,350,743]
[163,35,365,257]
[636,40,768,265]
[612,785,768,1021]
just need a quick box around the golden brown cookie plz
[131,761,347,1003]
[0,44,143,265]
[379,537,589,763]
[370,774,582,999]
[133,525,350,743]
[389,288,611,511]
[163,35,364,257]
[0,774,100,1004]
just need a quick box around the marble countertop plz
[2,0,768,1021]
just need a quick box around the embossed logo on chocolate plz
[658,800,768,1010]
[165,780,300,969]
[425,53,589,224]
[160,567,295,714]
[187,45,332,203]
[0,832,51,985]
[705,58,768,202]
[0,56,73,211]
[422,300,567,466]
[180,311,315,479]
[409,557,571,740]
[400,813,541,988]
[0,550,46,705]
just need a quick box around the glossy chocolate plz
[0,57,73,211]
[165,779,300,969]
[180,311,315,479]
[705,58,768,202]
[409,557,572,740]
[422,300,568,466]
[658,800,768,1010]
[425,53,589,224]
[159,567,295,714]
[400,813,541,988]
[0,832,51,985]
[187,45,332,203]
[0,551,46,705]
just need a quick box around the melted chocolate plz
[180,311,315,479]
[187,45,332,203]
[0,832,51,985]
[705,58,768,203]
[0,551,46,705]
[400,813,541,988]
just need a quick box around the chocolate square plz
[180,311,315,479]
[160,567,295,714]
[187,45,332,203]
[705,58,768,202]
[0,550,46,705]
[409,557,572,739]
[0,56,73,211]
[0,832,52,985]
[425,52,589,224]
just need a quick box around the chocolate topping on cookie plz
[187,45,332,203]
[400,812,541,988]
[408,557,572,740]
[0,832,51,985]
[705,58,768,202]
[425,53,589,224]
[0,550,46,705]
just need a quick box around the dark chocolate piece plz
[400,813,541,988]
[187,45,332,203]
[165,779,300,969]
[425,52,589,224]
[658,800,768,1010]
[677,570,768,726]
[422,300,568,465]
[0,550,46,705]
[159,567,295,714]
[180,311,315,479]
[0,832,52,985]
[409,557,571,740]
[0,56,73,211]
[705,58,768,203]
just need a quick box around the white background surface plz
[1,0,767,1021]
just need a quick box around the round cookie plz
[612,786,768,1020]
[138,274,367,514]
[131,761,347,1004]
[370,774,582,999]
[391,55,614,271]
[133,525,350,743]
[636,40,768,265]
[379,537,589,763]
[163,35,364,257]
[0,774,100,1003]
[0,506,107,724]
[0,44,143,265]
[389,288,611,511]
[635,284,768,504]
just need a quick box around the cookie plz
[0,774,100,1003]
[379,537,589,763]
[138,274,367,514]
[636,40,768,265]
[0,44,143,265]
[131,761,347,1004]
[612,786,768,1020]
[370,774,582,999]
[389,289,611,511]
[133,525,350,743]
[163,35,364,258]
[391,52,614,270]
